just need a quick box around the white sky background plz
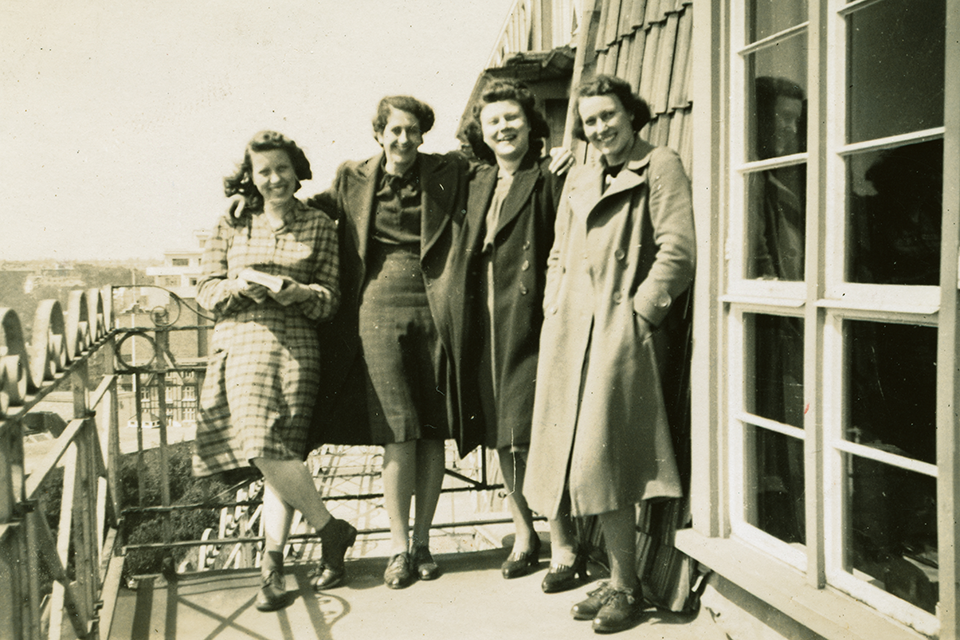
[1,0,517,261]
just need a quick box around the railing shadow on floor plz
[2,286,516,640]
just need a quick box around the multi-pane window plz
[827,1,944,626]
[727,0,946,631]
[729,0,810,570]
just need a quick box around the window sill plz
[675,529,926,640]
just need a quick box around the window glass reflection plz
[746,41,807,163]
[747,0,807,44]
[746,425,805,544]
[845,455,938,613]
[745,314,804,427]
[847,140,942,286]
[747,166,805,281]
[847,0,945,143]
[847,320,936,465]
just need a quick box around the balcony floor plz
[104,445,724,639]
[108,548,725,640]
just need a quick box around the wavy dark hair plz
[223,131,312,213]
[571,75,652,142]
[463,80,550,165]
[372,95,435,139]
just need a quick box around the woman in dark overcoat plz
[449,80,578,585]
[524,76,696,633]
[306,96,472,590]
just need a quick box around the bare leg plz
[382,441,416,555]
[261,482,295,555]
[411,439,446,549]
[252,458,332,532]
[597,506,640,591]
[548,491,579,566]
[498,448,537,553]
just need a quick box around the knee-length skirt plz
[358,245,449,444]
[193,304,320,476]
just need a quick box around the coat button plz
[656,292,671,308]
[613,291,623,303]
[549,306,558,315]
[523,241,531,250]
[519,285,528,295]
[521,260,530,271]
[615,249,626,260]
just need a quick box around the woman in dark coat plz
[307,96,472,589]
[452,80,578,585]
[524,76,695,633]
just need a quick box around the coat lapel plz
[568,136,656,223]
[420,153,457,259]
[465,163,498,249]
[351,154,382,267]
[601,137,655,201]
[495,160,539,236]
[567,162,604,225]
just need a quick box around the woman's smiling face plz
[480,99,531,164]
[578,94,634,165]
[376,106,423,173]
[250,148,297,205]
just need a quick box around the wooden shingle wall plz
[590,0,694,172]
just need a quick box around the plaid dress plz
[192,201,339,476]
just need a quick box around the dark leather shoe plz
[384,552,414,589]
[501,535,541,579]
[541,550,587,593]
[592,587,644,633]
[312,563,346,591]
[571,581,612,620]
[255,570,286,612]
[315,518,357,590]
[412,545,440,581]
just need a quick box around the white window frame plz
[681,0,960,638]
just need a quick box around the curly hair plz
[463,80,550,165]
[372,96,436,138]
[223,131,312,213]
[571,75,652,142]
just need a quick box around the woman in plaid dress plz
[195,131,358,611]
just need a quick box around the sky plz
[0,0,517,261]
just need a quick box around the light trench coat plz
[523,136,696,519]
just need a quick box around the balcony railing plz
[0,286,514,640]
[1,288,119,640]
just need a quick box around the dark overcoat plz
[523,137,696,519]
[445,154,565,452]
[305,151,471,451]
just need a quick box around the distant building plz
[145,229,210,303]
[23,264,85,293]
[117,229,212,435]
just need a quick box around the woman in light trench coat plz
[524,75,695,634]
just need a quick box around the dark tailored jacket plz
[524,137,696,519]
[445,154,565,452]
[304,151,472,451]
